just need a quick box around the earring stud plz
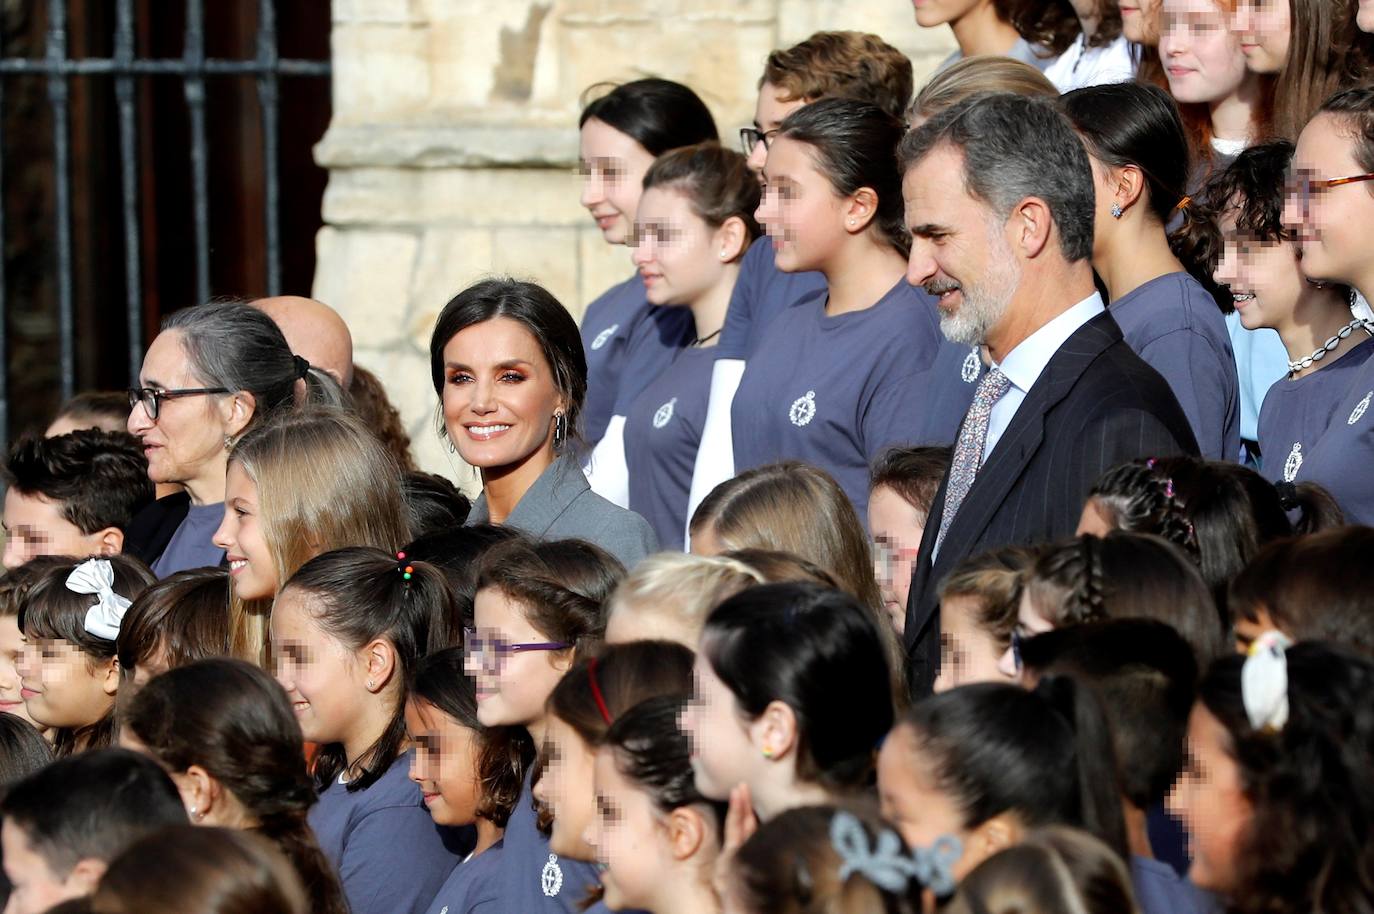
[1110,202,1123,219]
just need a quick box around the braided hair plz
[1086,459,1200,562]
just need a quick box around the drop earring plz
[552,412,567,452]
[1110,202,1123,219]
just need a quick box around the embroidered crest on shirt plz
[653,397,677,429]
[1283,442,1303,483]
[591,324,619,351]
[541,854,564,897]
[789,390,817,427]
[1350,391,1372,426]
[961,348,980,384]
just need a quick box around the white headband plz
[1241,630,1292,733]
[67,558,132,641]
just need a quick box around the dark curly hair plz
[1198,641,1374,914]
[1,429,154,534]
[995,0,1122,54]
[120,659,347,914]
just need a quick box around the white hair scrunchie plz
[67,558,132,641]
[1241,630,1293,733]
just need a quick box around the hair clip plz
[1174,195,1192,211]
[1164,479,1176,499]
[1242,630,1292,733]
[67,558,133,641]
[397,551,413,581]
[292,354,311,380]
[587,657,613,726]
[830,810,962,898]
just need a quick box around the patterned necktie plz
[935,366,1012,554]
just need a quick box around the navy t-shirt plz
[309,752,462,914]
[1286,339,1374,523]
[731,280,965,522]
[151,501,226,577]
[580,273,694,444]
[496,771,601,913]
[624,345,718,550]
[716,236,828,360]
[1257,335,1374,485]
[1108,272,1240,461]
[423,840,505,914]
[1131,856,1218,914]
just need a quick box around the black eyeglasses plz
[127,386,231,421]
[738,126,780,157]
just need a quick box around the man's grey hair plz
[898,92,1096,263]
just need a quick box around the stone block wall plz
[313,0,955,480]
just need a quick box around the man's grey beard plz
[937,252,1020,346]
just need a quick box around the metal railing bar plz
[0,58,333,76]
[257,0,281,297]
[46,0,75,400]
[115,0,142,383]
[184,0,210,304]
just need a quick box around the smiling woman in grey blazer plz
[429,277,657,569]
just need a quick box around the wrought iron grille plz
[0,0,330,444]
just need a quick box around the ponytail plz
[255,811,349,914]
[1277,481,1345,534]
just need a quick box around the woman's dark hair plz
[475,536,624,651]
[402,523,520,623]
[776,97,910,257]
[161,300,341,429]
[1229,527,1374,655]
[281,547,458,791]
[19,555,156,755]
[1022,532,1226,668]
[121,659,347,914]
[1197,642,1374,914]
[642,142,762,242]
[1086,459,1201,561]
[578,78,718,156]
[411,647,534,828]
[0,712,54,789]
[115,567,231,679]
[428,277,589,442]
[995,0,1122,54]
[900,678,1128,859]
[605,695,722,821]
[1319,82,1374,173]
[92,826,309,914]
[947,826,1139,914]
[1152,457,1341,614]
[702,582,894,791]
[401,471,471,539]
[548,640,694,747]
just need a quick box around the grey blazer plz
[467,456,657,569]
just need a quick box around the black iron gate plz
[0,0,331,445]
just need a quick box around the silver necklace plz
[1288,318,1373,374]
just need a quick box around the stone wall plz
[313,0,955,480]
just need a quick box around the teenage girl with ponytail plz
[1062,82,1240,461]
[270,547,461,914]
[119,658,349,914]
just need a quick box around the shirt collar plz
[994,292,1105,395]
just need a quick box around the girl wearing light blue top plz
[731,98,966,524]
[1064,82,1241,461]
[622,143,760,550]
[577,79,717,450]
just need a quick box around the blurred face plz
[1167,703,1252,892]
[16,635,115,730]
[877,722,980,881]
[1231,0,1289,73]
[912,0,989,29]
[933,594,1007,693]
[127,329,231,487]
[678,649,758,801]
[466,586,570,729]
[1214,207,1310,332]
[868,485,927,634]
[270,587,366,746]
[747,83,806,176]
[405,697,483,827]
[1284,113,1374,292]
[1121,0,1164,44]
[2,820,89,914]
[440,317,564,473]
[633,187,731,307]
[213,462,276,601]
[1160,0,1250,105]
[904,145,1020,347]
[1361,0,1374,33]
[995,590,1056,678]
[2,490,105,569]
[0,617,38,727]
[532,714,598,859]
[579,117,656,245]
[1076,497,1117,536]
[755,136,849,274]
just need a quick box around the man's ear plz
[92,526,123,557]
[63,856,109,895]
[1011,196,1053,259]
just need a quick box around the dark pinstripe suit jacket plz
[902,310,1199,696]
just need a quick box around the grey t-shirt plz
[1109,272,1240,461]
[1258,335,1374,485]
[150,501,225,577]
[716,235,828,361]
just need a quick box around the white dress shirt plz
[982,292,1106,463]
[1043,34,1137,93]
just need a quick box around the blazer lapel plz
[505,457,587,537]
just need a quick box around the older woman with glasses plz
[125,300,338,575]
